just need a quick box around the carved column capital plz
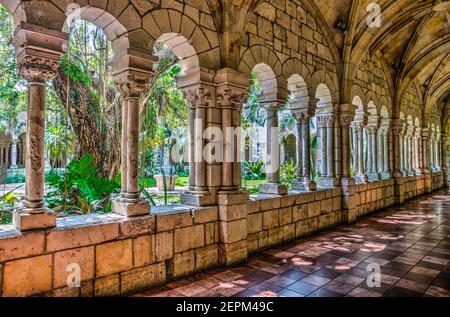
[18,56,60,83]
[116,80,147,99]
[339,112,355,127]
[182,86,213,109]
[350,121,365,131]
[316,113,336,128]
[216,88,248,110]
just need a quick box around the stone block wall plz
[0,174,446,297]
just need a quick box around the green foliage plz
[45,123,75,166]
[242,73,266,129]
[281,159,298,187]
[60,56,92,85]
[242,160,265,180]
[45,154,120,214]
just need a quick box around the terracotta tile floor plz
[133,189,450,297]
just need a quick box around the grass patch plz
[140,176,189,188]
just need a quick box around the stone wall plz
[0,174,445,297]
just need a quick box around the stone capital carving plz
[292,109,313,124]
[339,112,355,127]
[18,56,60,83]
[116,80,147,99]
[365,125,379,134]
[316,113,336,128]
[350,121,365,131]
[182,86,213,109]
[216,88,248,110]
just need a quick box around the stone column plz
[421,128,432,192]
[366,124,380,181]
[381,125,390,179]
[392,120,405,178]
[435,134,441,171]
[215,68,251,266]
[13,58,60,230]
[10,140,18,169]
[112,78,151,217]
[340,109,355,180]
[180,84,216,206]
[441,133,448,185]
[259,101,287,195]
[351,121,368,183]
[316,113,337,188]
[291,107,316,191]
[406,127,415,176]
[11,23,68,231]
[414,129,421,175]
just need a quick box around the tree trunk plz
[53,66,120,178]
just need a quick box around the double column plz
[316,112,337,188]
[366,119,380,181]
[259,100,287,195]
[350,120,367,183]
[112,55,155,216]
[379,123,391,179]
[405,126,416,176]
[12,23,68,230]
[392,119,405,178]
[291,105,316,191]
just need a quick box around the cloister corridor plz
[1,0,450,300]
[134,190,450,298]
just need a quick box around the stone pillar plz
[10,140,18,169]
[291,106,316,191]
[339,107,358,224]
[441,133,448,185]
[366,124,380,181]
[11,23,68,231]
[112,78,151,216]
[435,134,441,171]
[381,125,390,179]
[316,113,337,188]
[259,101,287,195]
[392,120,404,177]
[180,83,216,206]
[214,68,251,265]
[350,121,368,183]
[111,52,155,216]
[421,128,432,192]
[406,127,415,176]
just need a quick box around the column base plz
[13,208,56,231]
[292,179,316,191]
[407,170,416,176]
[181,191,215,206]
[353,174,368,184]
[367,173,381,182]
[258,183,287,195]
[381,172,391,180]
[112,198,150,217]
[317,177,338,188]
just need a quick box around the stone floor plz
[133,189,450,297]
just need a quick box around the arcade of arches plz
[0,0,450,297]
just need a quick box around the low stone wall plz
[354,179,395,218]
[247,188,342,255]
[0,173,446,297]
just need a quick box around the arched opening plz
[314,83,333,187]
[379,106,391,178]
[138,33,195,205]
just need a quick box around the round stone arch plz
[351,84,368,111]
[352,95,366,122]
[365,91,381,114]
[141,8,221,70]
[310,70,339,106]
[379,95,393,119]
[239,45,287,101]
[282,58,313,100]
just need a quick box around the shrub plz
[242,160,265,180]
[281,159,298,187]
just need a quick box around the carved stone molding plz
[292,108,313,124]
[339,113,355,127]
[182,86,213,109]
[18,56,60,83]
[350,121,365,131]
